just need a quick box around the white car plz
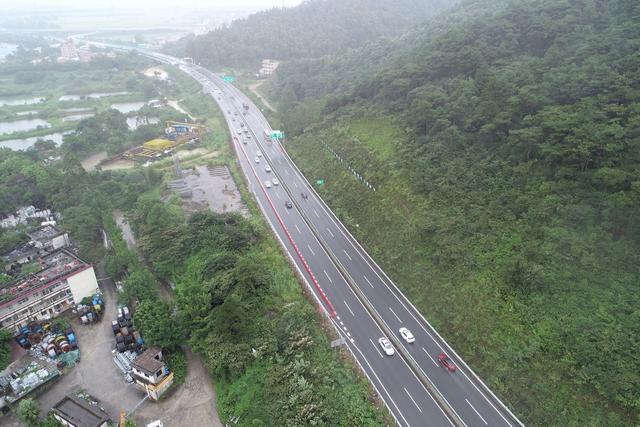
[399,327,415,343]
[272,178,279,186]
[264,180,272,188]
[254,157,260,163]
[378,337,395,356]
[265,165,271,173]
[256,150,262,157]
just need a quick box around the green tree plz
[134,300,181,349]
[17,398,40,427]
[0,329,12,371]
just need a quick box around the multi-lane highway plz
[94,44,523,426]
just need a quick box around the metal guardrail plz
[248,122,465,426]
[133,52,521,426]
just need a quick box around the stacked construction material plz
[75,294,104,324]
[111,306,144,353]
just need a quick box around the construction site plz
[116,121,207,163]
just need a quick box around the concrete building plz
[76,45,92,63]
[2,243,39,268]
[131,347,174,401]
[258,59,279,77]
[0,249,99,332]
[27,225,70,251]
[52,394,110,427]
[59,40,79,62]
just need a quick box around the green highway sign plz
[316,179,325,185]
[270,130,284,139]
[222,75,235,82]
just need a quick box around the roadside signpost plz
[270,130,284,140]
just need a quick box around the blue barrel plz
[67,333,76,344]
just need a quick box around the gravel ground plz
[0,263,222,427]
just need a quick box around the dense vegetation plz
[264,0,640,424]
[124,193,384,425]
[168,0,454,69]
[1,53,384,422]
[0,329,11,371]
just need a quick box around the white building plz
[258,59,280,77]
[0,206,55,229]
[131,347,174,401]
[0,249,99,332]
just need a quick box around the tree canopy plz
[168,0,455,68]
[264,0,640,424]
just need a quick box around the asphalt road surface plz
[106,47,524,427]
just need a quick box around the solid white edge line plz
[283,147,520,424]
[195,67,493,427]
[466,399,488,425]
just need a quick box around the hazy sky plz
[0,0,303,12]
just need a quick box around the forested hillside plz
[264,0,640,424]
[167,0,454,68]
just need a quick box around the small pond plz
[0,43,18,59]
[62,113,94,122]
[0,119,51,135]
[0,97,45,107]
[110,101,146,114]
[58,91,130,101]
[0,131,72,151]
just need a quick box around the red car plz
[438,353,457,372]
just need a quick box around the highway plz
[97,45,524,427]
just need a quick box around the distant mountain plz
[264,0,640,424]
[166,0,455,68]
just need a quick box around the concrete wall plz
[67,267,99,304]
[53,413,108,427]
[51,233,71,250]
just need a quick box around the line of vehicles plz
[189,57,516,426]
[247,122,460,375]
[378,328,457,372]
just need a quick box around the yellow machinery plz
[143,138,176,151]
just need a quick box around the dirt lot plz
[0,264,222,427]
[177,165,250,217]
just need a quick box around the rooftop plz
[27,225,64,242]
[131,347,164,376]
[52,395,110,427]
[0,249,90,306]
[2,242,37,263]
